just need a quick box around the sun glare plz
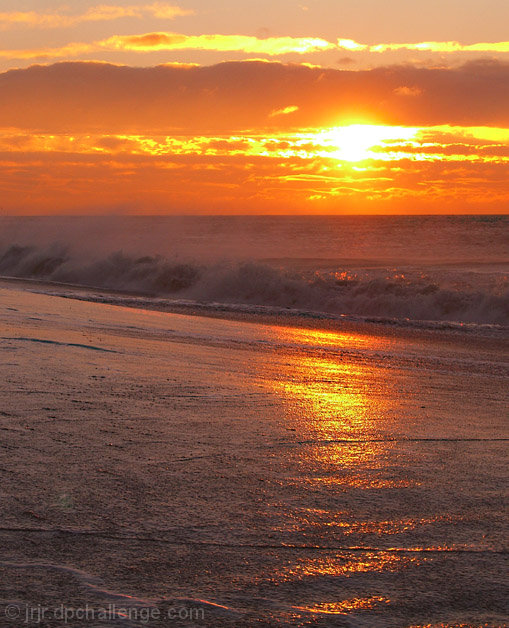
[320,124,418,162]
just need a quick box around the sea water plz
[0,215,507,326]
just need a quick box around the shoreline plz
[1,275,507,352]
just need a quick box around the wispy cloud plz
[0,4,193,30]
[0,42,95,60]
[369,41,509,53]
[335,39,509,53]
[269,106,300,118]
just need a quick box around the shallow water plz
[0,283,507,627]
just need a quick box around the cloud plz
[0,4,192,31]
[269,105,299,118]
[97,32,334,56]
[370,41,509,53]
[337,39,367,52]
[0,43,96,61]
[335,38,509,54]
[3,127,508,165]
[4,32,509,62]
[0,33,335,61]
[1,60,508,133]
[97,33,334,56]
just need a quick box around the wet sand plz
[0,282,507,627]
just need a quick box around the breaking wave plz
[1,244,508,326]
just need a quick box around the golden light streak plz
[337,38,509,54]
[0,33,334,60]
[430,125,509,143]
[104,33,335,54]
[3,34,509,61]
[371,41,509,53]
[2,125,509,165]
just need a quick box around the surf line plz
[0,528,505,554]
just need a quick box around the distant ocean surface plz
[0,215,508,328]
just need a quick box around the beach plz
[0,280,507,627]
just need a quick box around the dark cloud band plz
[1,59,509,132]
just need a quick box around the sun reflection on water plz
[295,595,391,614]
[276,551,425,580]
[260,325,424,617]
[264,325,410,486]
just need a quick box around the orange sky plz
[1,1,509,214]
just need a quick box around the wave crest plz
[0,244,507,326]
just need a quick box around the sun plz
[320,124,418,162]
